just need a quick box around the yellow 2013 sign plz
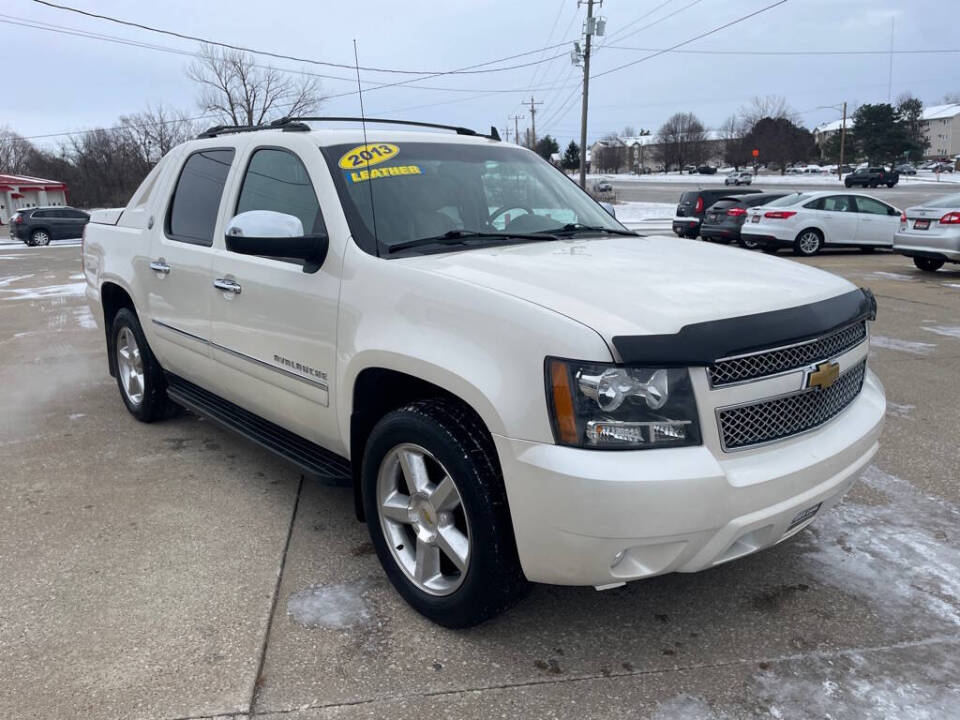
[338,143,399,170]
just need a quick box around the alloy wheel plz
[32,231,50,246]
[116,326,145,406]
[798,231,821,255]
[376,443,471,596]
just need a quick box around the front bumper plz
[894,229,960,263]
[495,369,885,586]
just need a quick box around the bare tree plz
[0,127,36,175]
[655,112,707,172]
[119,104,197,163]
[187,44,322,126]
[738,95,797,132]
[622,125,637,138]
[942,91,960,104]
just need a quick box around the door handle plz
[149,259,171,274]
[214,278,242,295]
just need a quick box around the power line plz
[598,0,704,50]
[525,0,568,92]
[31,0,569,77]
[598,0,675,46]
[601,44,960,56]
[592,0,790,79]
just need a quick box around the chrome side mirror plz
[225,210,328,273]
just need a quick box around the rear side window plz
[33,210,51,218]
[235,148,325,235]
[167,148,236,245]
[856,196,893,215]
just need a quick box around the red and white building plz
[0,174,69,225]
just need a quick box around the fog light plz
[611,550,626,568]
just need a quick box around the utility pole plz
[578,0,602,189]
[510,114,524,146]
[838,101,847,181]
[526,96,543,149]
[503,124,510,143]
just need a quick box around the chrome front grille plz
[708,321,867,386]
[717,360,867,451]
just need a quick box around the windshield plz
[322,141,626,256]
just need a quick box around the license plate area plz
[788,502,822,530]
[751,215,760,223]
[914,219,930,230]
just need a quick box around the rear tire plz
[30,229,50,246]
[844,179,853,188]
[111,308,174,422]
[886,182,895,188]
[362,399,528,627]
[913,257,944,272]
[793,229,823,256]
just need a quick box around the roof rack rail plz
[197,117,500,141]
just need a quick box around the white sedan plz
[740,191,901,256]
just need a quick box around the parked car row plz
[673,186,960,272]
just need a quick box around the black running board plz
[165,373,352,484]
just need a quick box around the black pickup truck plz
[844,166,899,188]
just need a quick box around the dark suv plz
[844,166,899,188]
[673,188,762,238]
[9,207,90,246]
[699,192,789,248]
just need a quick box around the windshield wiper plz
[388,229,559,254]
[537,223,638,237]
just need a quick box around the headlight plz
[545,358,701,450]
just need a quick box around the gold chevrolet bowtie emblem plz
[806,361,840,390]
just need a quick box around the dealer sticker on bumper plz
[788,502,822,530]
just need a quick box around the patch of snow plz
[0,273,35,287]
[885,402,915,419]
[922,325,960,339]
[870,335,936,355]
[650,695,725,720]
[752,640,960,720]
[869,271,914,281]
[942,283,960,289]
[615,201,676,224]
[798,464,960,629]
[69,413,86,420]
[73,306,96,329]
[0,281,85,301]
[287,580,373,629]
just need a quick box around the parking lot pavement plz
[2,244,959,719]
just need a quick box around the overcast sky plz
[6,0,960,151]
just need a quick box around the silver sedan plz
[894,192,960,272]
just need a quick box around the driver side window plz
[236,148,326,237]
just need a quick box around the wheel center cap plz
[408,494,439,541]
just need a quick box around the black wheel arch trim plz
[612,288,877,366]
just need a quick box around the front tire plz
[793,229,823,256]
[30,229,50,246]
[913,257,944,272]
[362,400,527,627]
[111,308,173,422]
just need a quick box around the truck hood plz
[406,234,855,343]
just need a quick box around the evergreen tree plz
[534,134,560,162]
[561,140,580,170]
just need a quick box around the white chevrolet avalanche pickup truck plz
[83,117,885,627]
